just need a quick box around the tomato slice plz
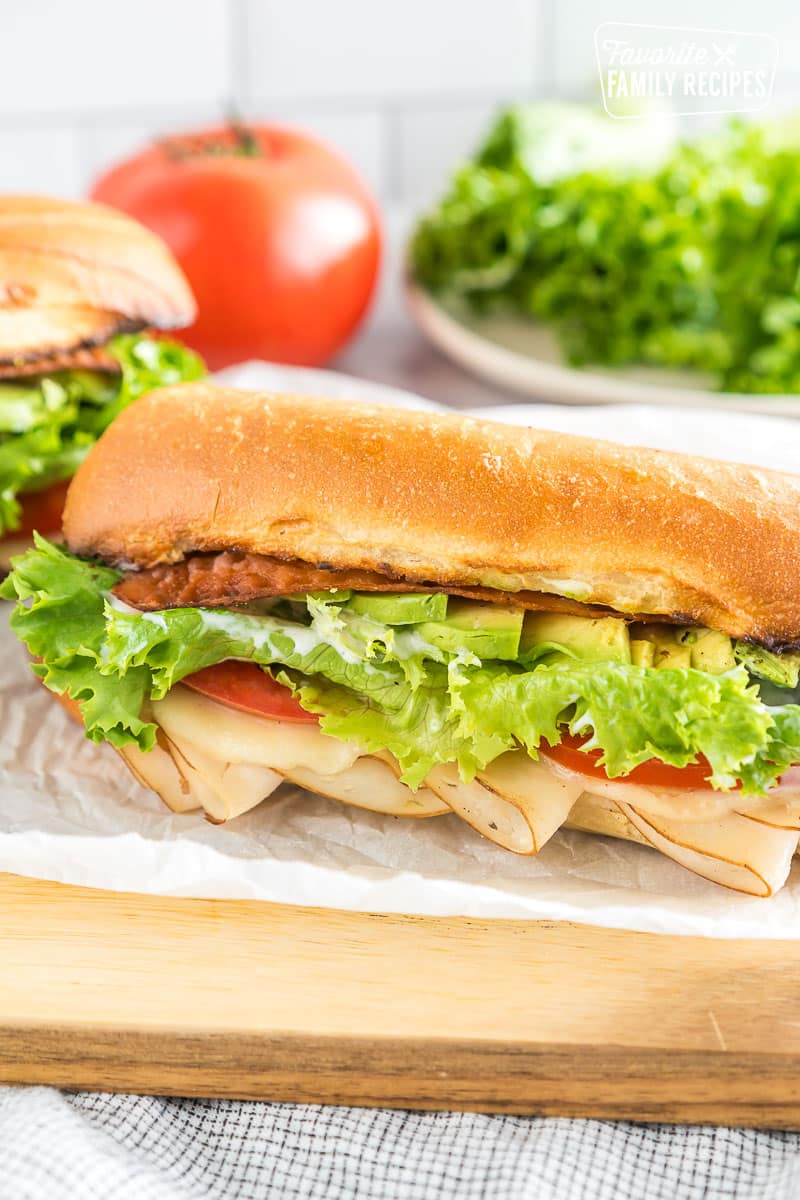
[181,661,317,723]
[15,480,71,538]
[540,732,721,790]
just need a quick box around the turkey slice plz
[426,752,583,854]
[283,758,448,817]
[617,802,799,896]
[119,729,283,823]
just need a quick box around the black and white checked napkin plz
[1,1088,799,1199]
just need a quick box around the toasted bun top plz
[63,384,800,646]
[0,195,195,366]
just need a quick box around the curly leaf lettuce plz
[0,535,153,747]
[411,106,800,395]
[455,664,781,792]
[4,540,800,793]
[0,334,204,536]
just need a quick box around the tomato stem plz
[229,121,261,157]
[161,121,264,161]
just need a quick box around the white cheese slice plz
[151,685,361,776]
[284,759,448,817]
[734,802,800,830]
[119,728,283,822]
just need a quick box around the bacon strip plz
[113,550,670,623]
[0,344,120,378]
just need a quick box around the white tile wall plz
[0,0,233,114]
[395,103,505,208]
[0,0,796,212]
[0,129,83,198]
[242,0,540,100]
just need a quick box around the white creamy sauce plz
[142,612,168,632]
[394,630,442,660]
[104,592,143,617]
[199,610,323,659]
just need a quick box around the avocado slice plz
[633,625,735,673]
[631,638,655,667]
[345,592,448,624]
[633,625,692,669]
[519,612,631,664]
[678,628,736,674]
[734,641,800,688]
[417,599,524,660]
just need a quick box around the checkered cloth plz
[1,1089,799,1199]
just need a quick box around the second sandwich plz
[0,194,203,568]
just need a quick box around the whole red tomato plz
[90,123,382,369]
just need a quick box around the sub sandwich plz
[0,195,202,569]
[6,385,800,897]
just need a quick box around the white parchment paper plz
[4,360,800,938]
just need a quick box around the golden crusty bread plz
[64,384,800,645]
[0,195,195,365]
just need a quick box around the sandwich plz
[5,385,800,897]
[0,195,203,569]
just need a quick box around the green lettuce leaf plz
[1,535,153,748]
[5,540,800,793]
[94,333,205,432]
[0,334,204,537]
[101,599,474,788]
[455,663,778,791]
[278,668,495,790]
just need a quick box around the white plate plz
[406,280,800,417]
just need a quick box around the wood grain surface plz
[2,871,799,1126]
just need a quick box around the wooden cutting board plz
[2,870,800,1127]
